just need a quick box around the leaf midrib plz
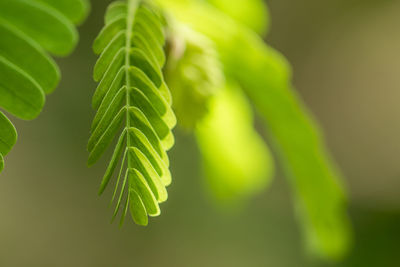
[125,0,139,170]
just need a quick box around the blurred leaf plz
[206,0,269,34]
[0,0,89,173]
[0,55,45,120]
[166,25,224,129]
[89,0,176,225]
[196,82,274,204]
[228,36,351,261]
[35,0,90,25]
[0,154,3,172]
[0,0,80,56]
[156,0,351,260]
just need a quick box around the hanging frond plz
[0,0,89,173]
[89,0,176,225]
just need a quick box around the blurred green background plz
[1,0,400,266]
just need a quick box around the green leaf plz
[0,111,17,172]
[0,23,60,94]
[230,37,351,261]
[0,55,45,120]
[0,0,78,56]
[166,25,223,129]
[129,189,148,226]
[196,82,274,204]
[89,0,176,225]
[157,0,350,260]
[35,0,90,25]
[128,168,160,216]
[99,129,127,195]
[0,154,3,172]
[206,0,269,34]
[0,111,17,157]
[105,1,128,25]
[0,0,89,173]
[88,107,126,166]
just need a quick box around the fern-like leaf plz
[0,0,89,172]
[89,0,176,225]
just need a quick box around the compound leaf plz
[89,0,176,225]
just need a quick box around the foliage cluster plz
[0,0,350,260]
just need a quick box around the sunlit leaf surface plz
[89,0,176,225]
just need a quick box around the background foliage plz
[0,0,89,171]
[0,0,400,266]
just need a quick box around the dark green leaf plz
[35,0,90,25]
[0,111,17,157]
[0,154,4,172]
[0,23,60,94]
[0,56,45,120]
[0,0,78,56]
[0,0,89,172]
